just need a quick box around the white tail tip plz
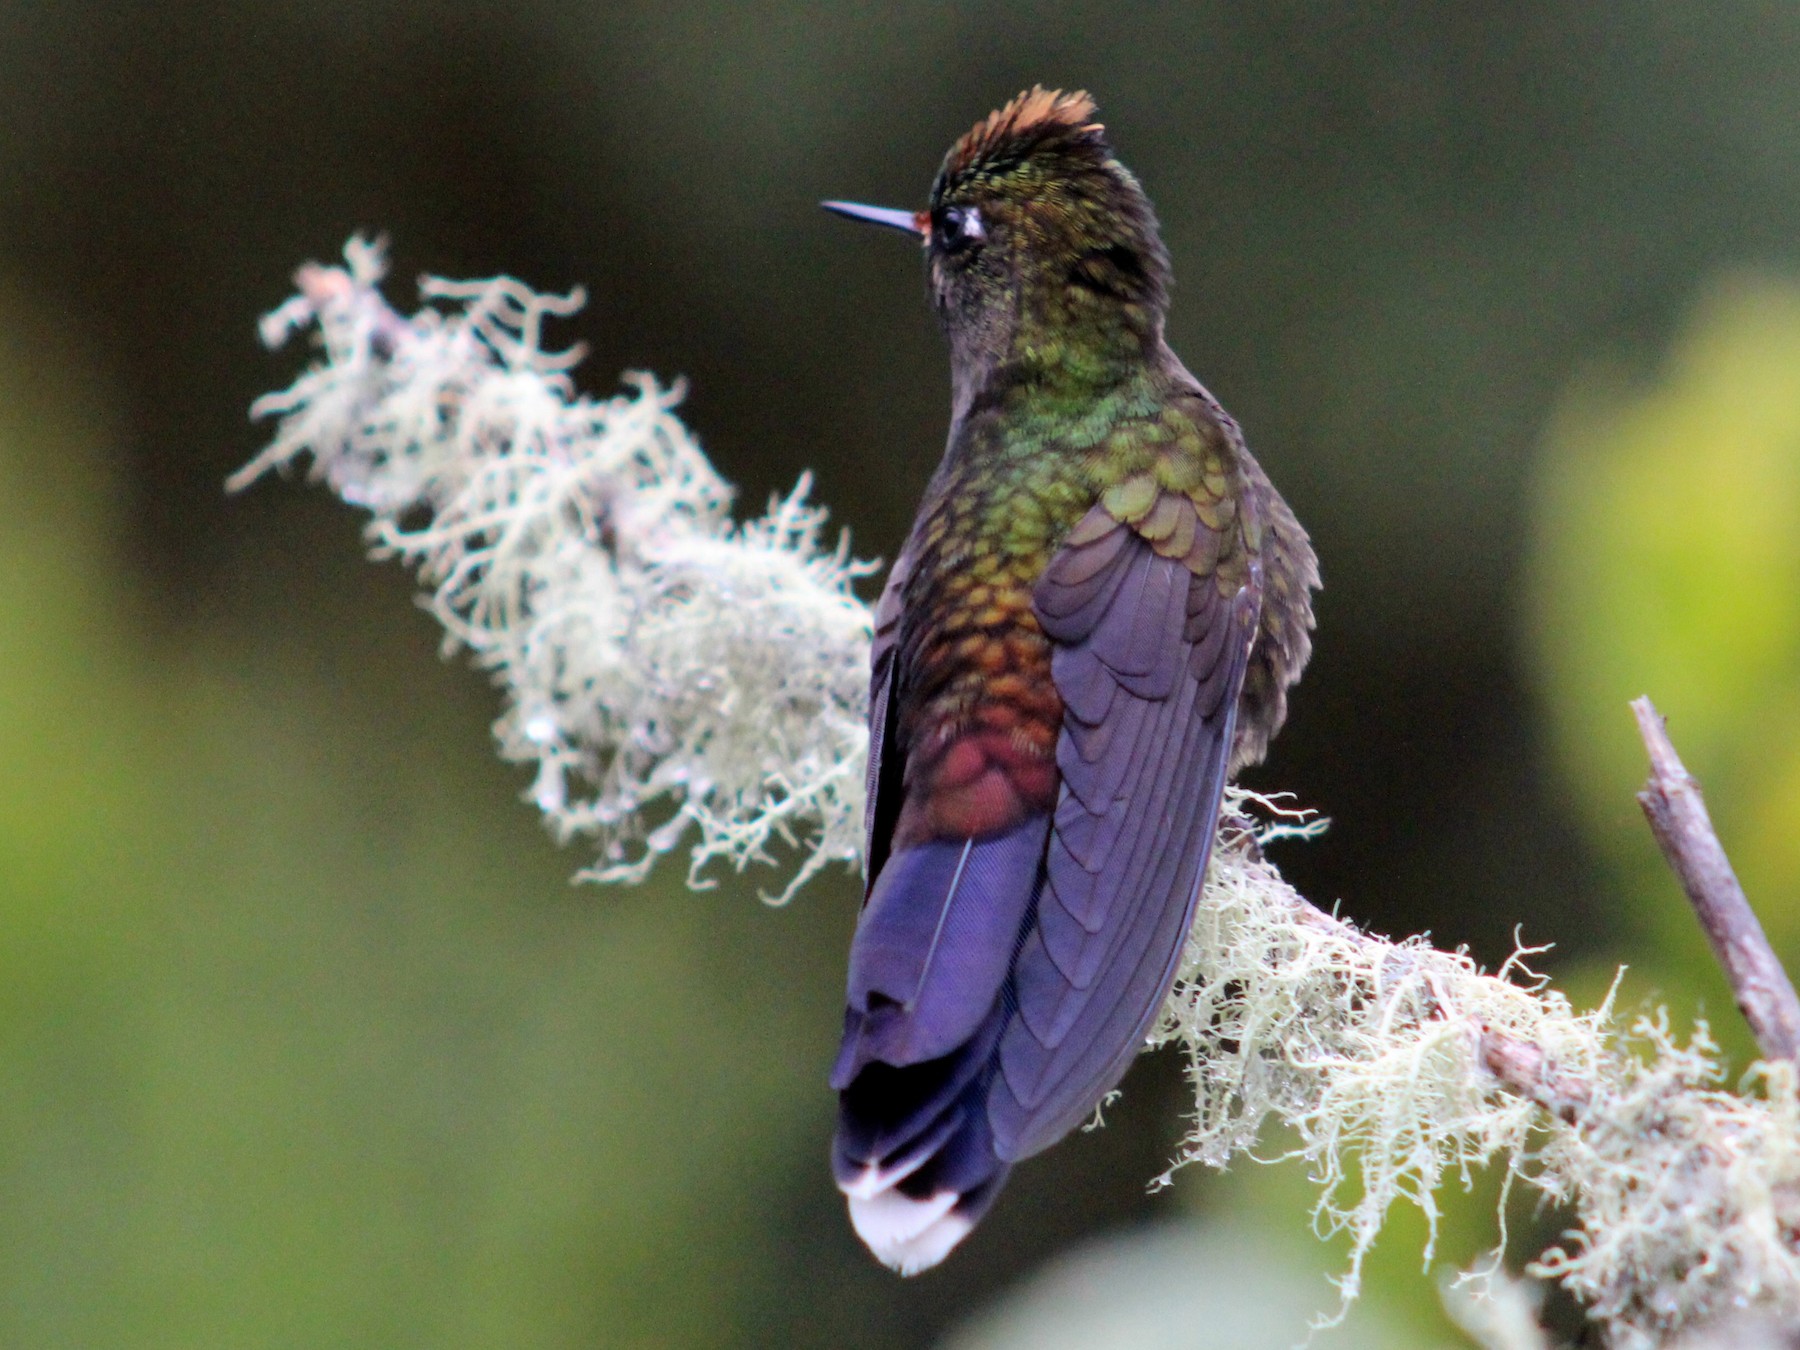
[846,1187,975,1275]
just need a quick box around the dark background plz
[3,4,1799,1346]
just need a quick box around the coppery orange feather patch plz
[947,86,1103,176]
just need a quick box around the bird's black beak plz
[822,200,928,237]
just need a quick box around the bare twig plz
[1633,696,1800,1064]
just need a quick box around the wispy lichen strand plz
[242,240,1800,1345]
[234,238,873,899]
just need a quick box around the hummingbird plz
[824,88,1317,1275]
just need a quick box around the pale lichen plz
[1532,1029,1800,1348]
[1153,797,1613,1324]
[235,238,873,900]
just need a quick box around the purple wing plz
[988,505,1258,1159]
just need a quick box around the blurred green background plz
[4,3,1800,1346]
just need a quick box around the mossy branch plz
[238,240,1800,1349]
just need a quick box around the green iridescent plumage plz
[828,87,1318,1274]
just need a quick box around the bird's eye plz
[940,206,986,250]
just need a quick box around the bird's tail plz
[831,1002,1013,1274]
[830,818,1048,1273]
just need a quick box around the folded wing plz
[989,503,1257,1157]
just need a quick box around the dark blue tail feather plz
[832,817,1048,1272]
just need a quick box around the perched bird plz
[824,88,1318,1275]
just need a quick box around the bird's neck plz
[949,278,1163,426]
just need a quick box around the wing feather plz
[1051,644,1121,728]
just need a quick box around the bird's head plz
[827,88,1171,399]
